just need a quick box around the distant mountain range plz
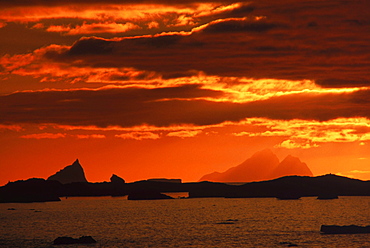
[199,149,313,182]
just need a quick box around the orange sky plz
[1,0,370,185]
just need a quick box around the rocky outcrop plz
[110,174,125,185]
[199,149,313,182]
[47,159,88,184]
[110,174,126,196]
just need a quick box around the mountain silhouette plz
[47,159,88,184]
[199,149,313,182]
[270,155,313,179]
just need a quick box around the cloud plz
[197,16,279,33]
[12,116,370,147]
[0,44,161,83]
[1,0,369,85]
[350,170,370,174]
[1,1,370,137]
[0,2,241,26]
[115,132,160,140]
[46,22,141,35]
[75,134,106,139]
[0,0,237,7]
[167,130,202,138]
[2,83,370,129]
[147,21,160,29]
[7,18,367,85]
[275,140,318,149]
[196,2,254,19]
[337,169,370,180]
[234,117,370,149]
[2,44,366,102]
[20,133,106,139]
[0,124,23,131]
[0,85,230,127]
[20,133,66,139]
[53,123,207,132]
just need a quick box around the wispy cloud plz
[167,130,202,138]
[75,134,106,139]
[350,170,370,174]
[234,118,370,149]
[20,133,66,139]
[115,132,160,140]
[2,84,370,130]
[45,22,141,35]
[0,124,23,131]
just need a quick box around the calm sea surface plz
[1,195,370,247]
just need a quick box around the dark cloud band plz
[1,86,370,127]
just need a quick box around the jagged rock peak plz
[110,174,125,184]
[47,159,88,184]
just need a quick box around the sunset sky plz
[1,0,370,185]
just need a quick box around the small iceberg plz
[317,192,338,200]
[320,225,370,234]
[53,236,96,245]
[127,191,173,200]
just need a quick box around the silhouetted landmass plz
[244,174,367,198]
[189,174,370,198]
[320,225,370,234]
[59,174,370,199]
[53,236,96,245]
[0,178,61,203]
[47,159,88,184]
[4,158,368,203]
[59,181,115,196]
[199,149,313,182]
[1,173,370,203]
[127,191,173,200]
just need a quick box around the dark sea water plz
[1,195,370,247]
